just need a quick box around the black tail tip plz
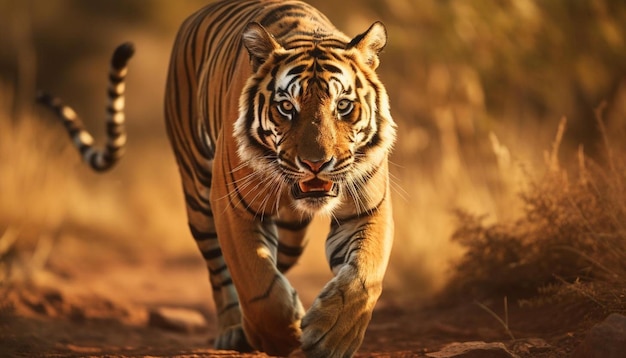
[112,42,135,69]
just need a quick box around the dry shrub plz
[444,116,626,316]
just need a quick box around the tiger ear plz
[243,22,282,71]
[348,21,387,69]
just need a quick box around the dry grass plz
[0,79,192,275]
[444,113,626,318]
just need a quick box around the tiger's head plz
[234,21,396,215]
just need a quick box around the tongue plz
[299,177,333,193]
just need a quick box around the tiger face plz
[235,22,396,215]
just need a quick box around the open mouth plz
[292,177,339,199]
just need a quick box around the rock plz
[148,306,209,333]
[511,337,551,355]
[571,313,626,358]
[426,341,519,358]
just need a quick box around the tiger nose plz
[298,156,333,173]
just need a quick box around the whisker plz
[387,158,407,169]
[388,172,409,202]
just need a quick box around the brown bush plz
[445,116,626,317]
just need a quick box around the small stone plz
[511,337,550,354]
[148,307,208,333]
[426,341,519,358]
[571,313,626,358]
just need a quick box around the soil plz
[0,228,591,358]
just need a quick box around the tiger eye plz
[276,100,296,119]
[280,101,294,112]
[336,99,354,116]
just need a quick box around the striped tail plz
[37,42,135,172]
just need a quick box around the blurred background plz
[1,0,626,308]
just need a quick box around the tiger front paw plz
[300,276,378,358]
[214,323,252,352]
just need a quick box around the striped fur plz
[41,1,395,357]
[37,43,134,171]
[166,1,395,356]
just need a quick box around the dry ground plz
[0,223,592,358]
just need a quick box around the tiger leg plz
[301,177,394,357]
[211,202,305,355]
[172,155,250,351]
[275,214,313,274]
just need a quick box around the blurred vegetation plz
[1,0,626,305]
[2,1,625,144]
[445,115,626,327]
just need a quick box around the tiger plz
[38,1,396,357]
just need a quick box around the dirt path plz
[1,285,581,357]
[0,230,585,357]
